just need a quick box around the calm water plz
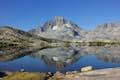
[0,46,120,73]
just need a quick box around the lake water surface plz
[0,46,120,73]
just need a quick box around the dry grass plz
[3,72,46,80]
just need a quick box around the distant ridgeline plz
[29,16,120,41]
[0,26,66,57]
[0,17,120,55]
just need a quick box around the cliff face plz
[85,22,120,41]
[29,17,120,41]
[1,17,120,42]
[29,16,86,41]
[0,26,49,56]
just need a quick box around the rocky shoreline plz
[1,67,120,80]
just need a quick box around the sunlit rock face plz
[0,26,33,55]
[29,16,120,41]
[85,21,120,41]
[29,16,86,41]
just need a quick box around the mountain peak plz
[54,16,64,20]
[29,16,85,41]
[54,16,66,26]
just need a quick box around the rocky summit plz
[1,17,120,42]
[85,21,120,41]
[29,16,86,41]
[29,16,120,42]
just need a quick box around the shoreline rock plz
[1,67,120,80]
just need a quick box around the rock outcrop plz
[29,16,86,41]
[85,21,120,41]
[0,26,50,56]
[29,17,120,41]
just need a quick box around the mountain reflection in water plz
[0,46,120,72]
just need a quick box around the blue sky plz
[0,0,120,31]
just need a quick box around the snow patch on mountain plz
[52,26,58,30]
[29,16,85,41]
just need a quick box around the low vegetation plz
[3,72,46,80]
[88,41,120,46]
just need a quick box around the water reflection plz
[31,47,83,70]
[96,46,120,63]
[0,46,120,72]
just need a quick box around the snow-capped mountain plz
[29,16,120,41]
[29,16,86,41]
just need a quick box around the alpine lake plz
[1,45,120,73]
